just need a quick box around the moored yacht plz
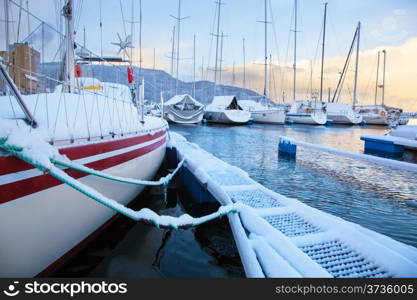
[327,102,362,125]
[287,100,327,125]
[239,100,286,125]
[204,96,251,124]
[163,94,204,124]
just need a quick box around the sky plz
[1,0,417,110]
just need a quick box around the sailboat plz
[204,0,251,125]
[239,0,285,125]
[204,95,250,124]
[163,94,204,124]
[354,50,408,126]
[0,0,168,277]
[286,0,327,125]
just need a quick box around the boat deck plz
[169,132,417,278]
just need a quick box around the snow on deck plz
[361,134,417,149]
[169,132,417,278]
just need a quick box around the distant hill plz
[41,62,264,105]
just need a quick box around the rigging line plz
[119,0,127,38]
[206,3,218,82]
[281,3,294,98]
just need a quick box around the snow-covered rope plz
[279,136,417,173]
[0,136,238,229]
[52,156,185,186]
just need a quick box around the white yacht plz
[204,96,251,124]
[239,100,286,125]
[326,102,362,125]
[287,100,327,125]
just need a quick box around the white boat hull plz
[327,113,362,124]
[164,110,204,124]
[251,109,286,124]
[0,131,167,277]
[287,113,327,125]
[204,110,251,124]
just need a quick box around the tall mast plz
[170,25,176,95]
[192,34,196,98]
[374,51,380,105]
[201,56,204,80]
[319,2,328,102]
[213,0,223,96]
[263,0,268,98]
[175,0,181,94]
[219,32,225,86]
[130,0,134,67]
[63,0,75,93]
[352,21,360,108]
[139,0,143,78]
[293,0,298,101]
[243,37,246,90]
[382,49,386,106]
[153,48,156,102]
[4,0,10,60]
[170,26,176,76]
[232,62,235,86]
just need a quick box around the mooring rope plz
[0,136,238,229]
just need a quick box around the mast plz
[170,26,176,76]
[139,0,143,78]
[63,0,75,93]
[213,0,223,96]
[170,25,176,96]
[4,0,10,61]
[374,51,380,105]
[232,62,235,86]
[153,48,156,102]
[293,0,297,101]
[192,34,196,98]
[319,2,328,102]
[382,49,386,106]
[352,21,360,108]
[243,37,246,90]
[219,32,224,86]
[262,0,268,98]
[175,0,181,94]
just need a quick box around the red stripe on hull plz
[0,137,166,204]
[0,130,166,176]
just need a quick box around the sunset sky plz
[2,0,417,110]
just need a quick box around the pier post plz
[278,137,297,157]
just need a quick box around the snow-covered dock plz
[361,134,417,154]
[169,132,417,278]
